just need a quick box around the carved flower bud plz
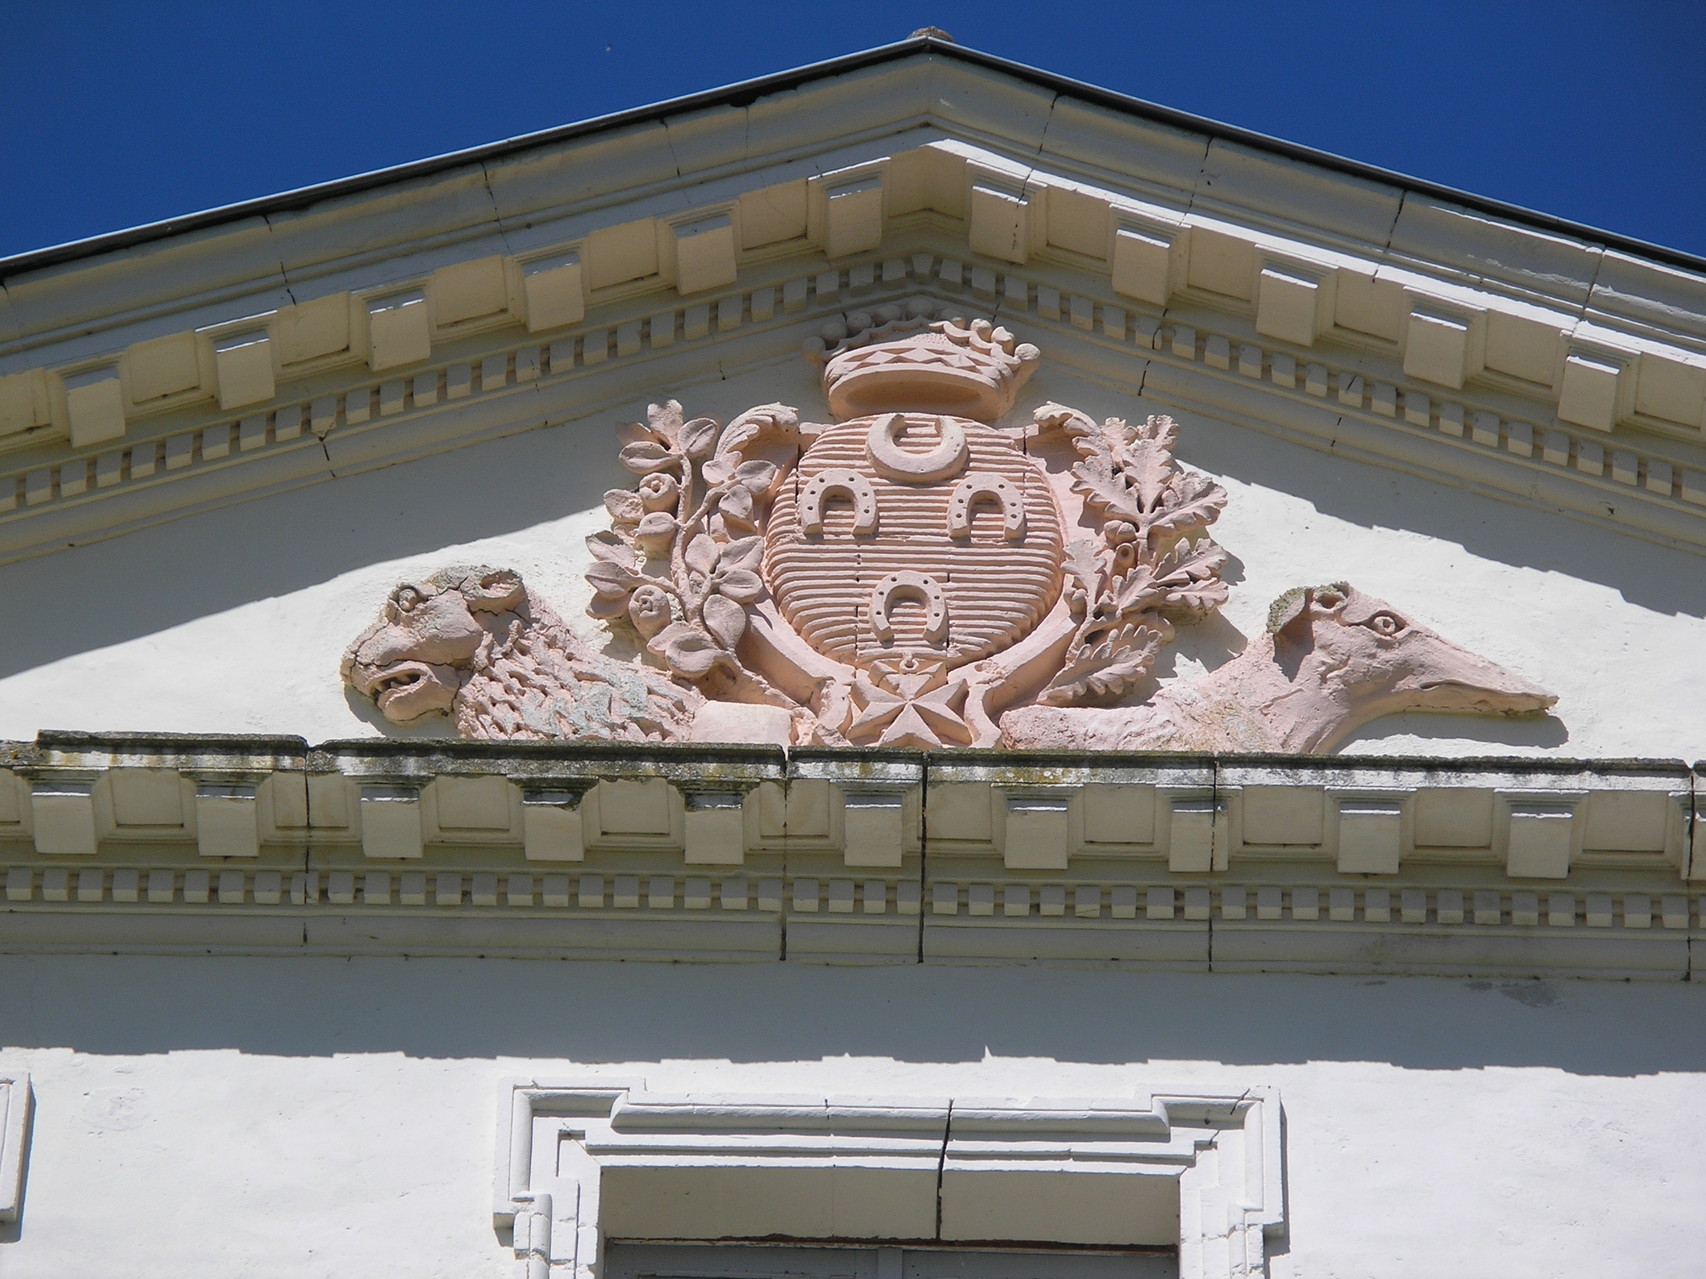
[638,472,680,512]
[626,585,672,639]
[1103,520,1139,545]
[635,511,678,552]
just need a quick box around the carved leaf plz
[1069,453,1140,521]
[585,532,638,570]
[717,536,764,574]
[619,440,677,474]
[586,592,629,619]
[585,560,640,598]
[684,533,719,575]
[1134,413,1180,452]
[715,568,764,603]
[1148,470,1227,536]
[1033,402,1098,438]
[718,402,799,455]
[703,593,748,649]
[1122,436,1174,513]
[648,400,684,442]
[1039,621,1171,706]
[718,484,755,526]
[616,420,657,448]
[678,416,721,461]
[1062,538,1105,594]
[702,456,734,486]
[733,459,780,496]
[604,488,645,524]
[648,622,731,680]
[1151,536,1230,617]
[1111,562,1164,615]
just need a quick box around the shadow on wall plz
[0,413,648,682]
[1176,407,1706,619]
[2,956,1702,1077]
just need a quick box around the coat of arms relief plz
[345,305,1555,752]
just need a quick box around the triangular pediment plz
[0,38,1701,980]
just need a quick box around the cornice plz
[1,735,1700,980]
[0,232,1703,568]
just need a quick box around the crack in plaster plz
[933,1098,952,1238]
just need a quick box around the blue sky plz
[3,1,1702,262]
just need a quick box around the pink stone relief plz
[343,306,1557,752]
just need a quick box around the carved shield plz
[764,412,1065,670]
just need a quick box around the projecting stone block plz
[841,786,908,869]
[31,780,96,856]
[195,782,259,858]
[1504,800,1577,879]
[968,175,1031,264]
[359,784,424,859]
[817,164,886,259]
[1003,791,1069,871]
[683,789,747,866]
[366,290,431,371]
[671,212,738,295]
[1336,799,1404,875]
[1557,348,1628,432]
[520,250,585,332]
[1255,256,1336,347]
[1167,795,1224,873]
[521,790,584,861]
[212,329,275,409]
[63,365,126,447]
[1109,216,1187,305]
[1402,295,1485,389]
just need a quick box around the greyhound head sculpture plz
[999,582,1556,753]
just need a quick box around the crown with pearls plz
[804,301,1041,422]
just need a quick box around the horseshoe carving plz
[799,469,878,536]
[866,412,969,483]
[947,473,1027,541]
[868,571,949,645]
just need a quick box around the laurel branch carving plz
[1036,405,1229,706]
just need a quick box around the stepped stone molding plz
[0,736,1701,977]
[496,1082,1283,1279]
[4,242,1706,569]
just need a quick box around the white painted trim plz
[495,1082,1283,1279]
[2,247,1704,568]
[0,1072,31,1224]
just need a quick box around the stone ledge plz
[0,737,1700,978]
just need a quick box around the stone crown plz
[805,302,1041,422]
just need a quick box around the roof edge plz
[5,36,1704,281]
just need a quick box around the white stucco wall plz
[1,959,1702,1278]
[0,355,1696,759]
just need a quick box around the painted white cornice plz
[0,48,1702,564]
[1,735,1700,980]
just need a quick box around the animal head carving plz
[1267,583,1556,721]
[342,567,528,723]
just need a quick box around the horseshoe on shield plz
[866,413,970,483]
[868,571,950,645]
